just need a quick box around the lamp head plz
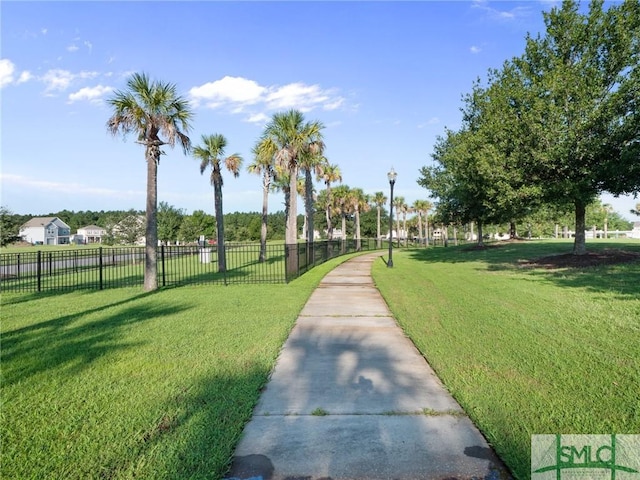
[387,168,397,184]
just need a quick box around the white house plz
[19,217,71,245]
[631,222,640,239]
[76,225,107,244]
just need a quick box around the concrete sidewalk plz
[224,253,512,480]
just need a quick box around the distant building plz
[632,222,640,239]
[77,225,107,244]
[19,217,71,245]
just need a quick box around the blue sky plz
[1,1,637,221]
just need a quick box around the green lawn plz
[4,240,639,480]
[372,239,640,479]
[1,253,360,480]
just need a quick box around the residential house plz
[76,225,107,244]
[19,217,71,245]
[632,222,640,239]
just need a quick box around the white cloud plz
[1,173,142,198]
[190,76,265,106]
[68,85,114,104]
[247,112,269,124]
[41,28,48,35]
[470,45,482,54]
[42,69,75,91]
[471,0,531,21]
[18,71,33,83]
[67,44,79,52]
[0,59,33,88]
[418,117,440,129]
[190,76,346,118]
[0,59,16,87]
[266,83,329,111]
[41,69,100,93]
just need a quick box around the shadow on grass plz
[98,365,274,480]
[1,291,191,386]
[407,241,640,299]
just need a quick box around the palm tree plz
[393,196,405,247]
[192,133,243,273]
[248,137,278,262]
[317,163,342,240]
[107,72,193,291]
[373,192,387,248]
[300,153,328,245]
[632,203,640,216]
[412,200,432,246]
[349,188,370,251]
[261,110,325,246]
[400,202,410,246]
[332,185,351,253]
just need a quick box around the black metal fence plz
[0,239,383,294]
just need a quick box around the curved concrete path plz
[224,253,512,480]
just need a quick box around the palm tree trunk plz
[326,183,333,240]
[376,206,381,248]
[259,172,269,262]
[286,166,298,245]
[305,168,314,244]
[355,207,361,251]
[144,147,159,291]
[341,213,347,254]
[402,212,407,246]
[285,166,298,276]
[425,217,429,246]
[214,181,226,272]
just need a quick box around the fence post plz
[99,247,103,290]
[37,250,41,292]
[17,254,20,279]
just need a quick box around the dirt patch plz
[520,249,640,269]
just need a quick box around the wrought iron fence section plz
[1,239,383,293]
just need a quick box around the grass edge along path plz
[1,252,365,480]
[371,240,640,480]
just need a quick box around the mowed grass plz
[371,239,640,479]
[1,253,361,480]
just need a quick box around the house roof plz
[79,225,106,231]
[20,217,70,229]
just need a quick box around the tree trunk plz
[144,147,159,292]
[286,166,298,245]
[355,207,361,251]
[395,214,401,248]
[305,168,314,244]
[425,218,429,246]
[510,221,517,239]
[259,172,269,263]
[214,180,226,272]
[402,212,407,246]
[477,221,484,247]
[326,185,333,241]
[341,213,347,254]
[376,206,381,248]
[573,200,587,255]
[417,213,423,246]
[285,165,298,276]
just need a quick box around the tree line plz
[418,0,640,253]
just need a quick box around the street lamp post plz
[387,168,397,268]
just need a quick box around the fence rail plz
[0,239,383,294]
